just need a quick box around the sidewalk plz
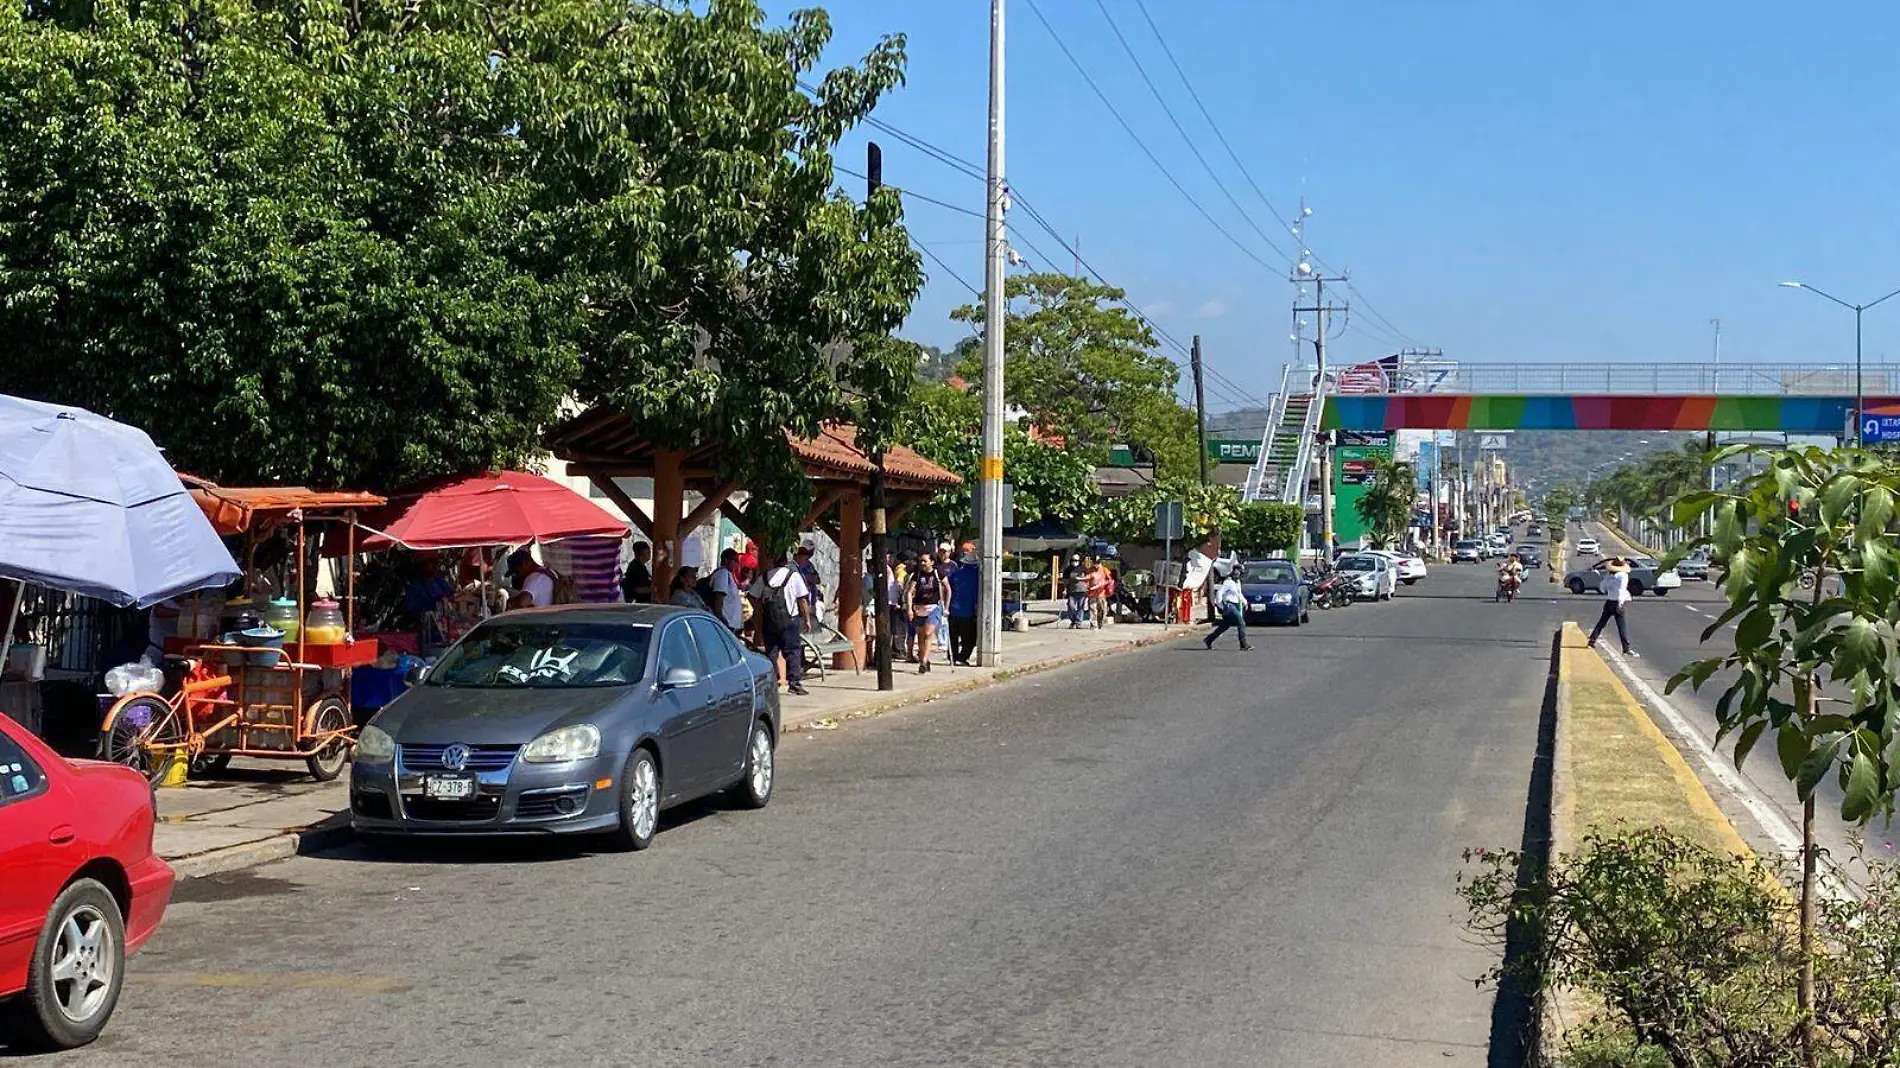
[153,617,1195,878]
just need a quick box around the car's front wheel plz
[1654,587,1670,597]
[4,879,125,1051]
[1566,578,1585,595]
[605,747,661,852]
[728,722,775,810]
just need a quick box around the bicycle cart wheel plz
[304,696,352,782]
[98,696,187,785]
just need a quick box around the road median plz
[1541,621,1756,1054]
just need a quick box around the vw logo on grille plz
[440,744,472,771]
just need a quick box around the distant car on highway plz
[1238,560,1310,625]
[1527,523,1544,538]
[1675,549,1711,581]
[1564,557,1681,597]
[1575,536,1601,556]
[1452,540,1483,563]
[1514,545,1543,568]
[1365,549,1428,585]
[1336,553,1398,601]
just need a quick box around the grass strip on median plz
[1555,621,1753,859]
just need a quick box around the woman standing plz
[906,555,945,673]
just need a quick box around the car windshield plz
[1338,557,1376,572]
[1635,558,1661,569]
[429,620,652,688]
[1455,541,1479,550]
[1243,562,1299,584]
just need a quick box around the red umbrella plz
[360,471,628,551]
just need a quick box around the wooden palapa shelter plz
[545,408,961,661]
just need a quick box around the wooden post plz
[837,490,866,668]
[651,448,685,598]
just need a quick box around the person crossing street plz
[1203,569,1252,651]
[1587,556,1637,657]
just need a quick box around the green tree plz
[1353,456,1417,549]
[1668,445,1900,1065]
[0,1,922,495]
[896,381,1095,534]
[950,272,1197,481]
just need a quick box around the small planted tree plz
[1668,444,1900,1067]
[1353,455,1417,549]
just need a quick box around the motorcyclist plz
[1496,555,1525,600]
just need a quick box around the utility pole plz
[1294,268,1347,555]
[867,144,894,692]
[976,0,1007,667]
[1191,335,1208,485]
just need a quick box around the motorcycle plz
[1495,571,1522,603]
[1309,569,1356,609]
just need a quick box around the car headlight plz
[523,724,601,764]
[355,724,395,764]
[1271,592,1293,604]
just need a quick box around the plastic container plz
[264,598,301,642]
[303,599,347,645]
[220,598,260,637]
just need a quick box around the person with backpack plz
[506,548,575,609]
[749,553,812,696]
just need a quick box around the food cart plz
[97,481,386,782]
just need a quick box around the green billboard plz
[1331,433,1392,546]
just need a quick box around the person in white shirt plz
[1587,557,1637,657]
[749,554,812,695]
[507,550,556,609]
[710,548,745,634]
[1202,571,1252,651]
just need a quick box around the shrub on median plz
[1460,826,1900,1067]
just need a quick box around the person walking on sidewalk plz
[906,555,945,673]
[1064,555,1090,629]
[947,546,980,666]
[752,553,812,696]
[1086,558,1113,629]
[1587,557,1637,657]
[1203,570,1252,651]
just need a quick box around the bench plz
[801,620,862,681]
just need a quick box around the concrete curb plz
[167,813,356,880]
[783,624,1199,733]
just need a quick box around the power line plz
[1019,0,1281,275]
[834,165,985,220]
[914,241,982,299]
[862,116,986,182]
[1092,0,1291,263]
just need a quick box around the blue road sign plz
[1862,413,1900,444]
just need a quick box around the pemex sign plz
[1207,440,1261,464]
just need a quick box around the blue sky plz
[778,1,1900,414]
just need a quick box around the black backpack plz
[762,571,797,633]
[694,572,717,608]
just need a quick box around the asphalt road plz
[1559,521,1900,866]
[39,561,1560,1067]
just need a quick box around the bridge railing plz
[1307,362,1900,397]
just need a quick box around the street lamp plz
[1779,280,1900,445]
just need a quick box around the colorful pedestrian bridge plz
[1316,361,1900,433]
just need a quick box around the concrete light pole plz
[976,0,1007,666]
[1779,281,1900,446]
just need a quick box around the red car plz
[0,714,173,1050]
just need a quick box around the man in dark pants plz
[619,541,653,603]
[752,553,813,695]
[947,547,980,666]
[1587,557,1637,657]
[1203,569,1252,650]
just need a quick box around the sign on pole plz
[1154,500,1185,541]
[1479,433,1511,451]
[976,482,1015,529]
[1862,412,1900,445]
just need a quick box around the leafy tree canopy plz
[950,272,1197,481]
[0,0,920,492]
[895,380,1095,534]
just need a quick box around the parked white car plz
[1366,549,1428,585]
[1336,553,1398,601]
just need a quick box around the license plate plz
[423,774,476,800]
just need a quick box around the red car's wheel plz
[3,879,126,1051]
